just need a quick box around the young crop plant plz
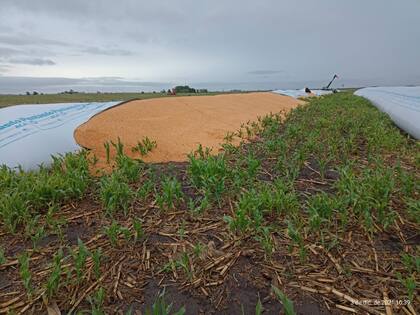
[145,289,186,315]
[315,155,331,181]
[18,252,32,296]
[174,252,193,280]
[306,193,334,232]
[224,207,251,233]
[104,141,111,164]
[255,226,274,258]
[397,253,419,302]
[88,287,106,315]
[0,192,29,233]
[104,221,122,247]
[286,220,306,263]
[272,286,296,315]
[255,295,264,315]
[132,136,157,156]
[155,176,184,210]
[46,248,64,299]
[193,242,205,258]
[132,217,144,242]
[396,273,417,303]
[177,221,186,240]
[72,238,90,283]
[405,198,420,225]
[187,146,230,205]
[100,172,134,216]
[0,246,6,264]
[223,131,235,143]
[24,215,46,248]
[0,152,91,236]
[136,179,154,201]
[187,196,210,215]
[91,248,102,280]
[115,153,142,183]
[111,137,125,157]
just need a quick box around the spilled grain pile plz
[74,92,302,168]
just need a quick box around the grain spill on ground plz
[74,92,302,168]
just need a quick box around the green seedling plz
[115,154,142,183]
[174,252,193,279]
[396,273,416,302]
[88,287,106,315]
[104,221,121,247]
[145,289,185,315]
[100,173,134,216]
[111,137,124,157]
[401,253,420,275]
[188,147,229,205]
[132,217,144,242]
[405,198,420,224]
[155,176,183,210]
[193,242,204,258]
[46,248,64,298]
[104,141,111,164]
[132,137,157,156]
[272,286,296,315]
[92,248,102,279]
[177,221,186,240]
[223,131,235,143]
[137,179,154,201]
[286,220,306,263]
[72,238,90,282]
[0,247,6,264]
[18,252,32,296]
[255,295,264,315]
[188,196,210,215]
[255,226,274,258]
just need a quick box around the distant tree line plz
[173,85,208,93]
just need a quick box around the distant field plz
[0,91,227,108]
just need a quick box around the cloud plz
[82,47,133,56]
[0,47,21,57]
[8,58,56,66]
[0,34,68,47]
[0,1,419,89]
[0,76,172,94]
[0,65,10,74]
[247,70,284,75]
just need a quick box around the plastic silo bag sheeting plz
[272,89,333,98]
[0,101,120,170]
[355,87,420,139]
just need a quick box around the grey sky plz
[0,0,420,93]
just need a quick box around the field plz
[0,92,225,108]
[0,92,419,314]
